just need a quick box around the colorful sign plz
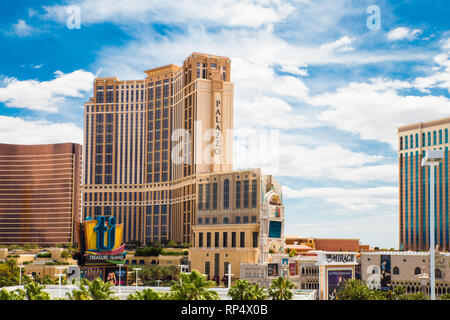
[83,216,126,262]
[328,270,352,300]
[269,194,281,205]
[214,92,222,156]
[380,255,392,291]
[80,267,104,281]
[270,206,281,218]
[289,262,297,276]
[268,263,279,277]
[105,266,127,286]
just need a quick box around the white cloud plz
[0,116,82,145]
[42,0,294,28]
[11,19,38,37]
[386,27,422,41]
[283,185,397,211]
[308,77,450,147]
[319,36,355,52]
[0,70,95,112]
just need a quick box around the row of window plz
[198,179,258,211]
[197,231,258,249]
[197,216,257,225]
[400,129,449,150]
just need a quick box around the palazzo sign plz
[214,92,222,156]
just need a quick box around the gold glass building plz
[398,117,450,251]
[0,143,82,245]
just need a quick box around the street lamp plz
[422,149,444,300]
[133,267,142,291]
[18,265,24,289]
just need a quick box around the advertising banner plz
[268,263,279,277]
[327,270,352,300]
[289,262,297,276]
[80,267,104,281]
[104,266,127,286]
[380,255,392,291]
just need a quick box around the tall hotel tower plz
[83,53,234,244]
[398,117,450,252]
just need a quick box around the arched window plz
[436,268,443,279]
[223,217,229,224]
[414,267,421,275]
[393,267,400,275]
[223,179,230,209]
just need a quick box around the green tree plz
[228,279,268,300]
[268,277,295,300]
[440,293,450,300]
[170,270,219,300]
[19,282,51,300]
[0,288,25,300]
[336,279,375,300]
[127,288,169,300]
[67,278,118,300]
[61,250,70,259]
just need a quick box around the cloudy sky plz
[1,0,449,249]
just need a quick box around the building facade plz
[398,117,450,251]
[0,143,82,245]
[82,53,233,244]
[188,169,285,279]
[360,251,450,297]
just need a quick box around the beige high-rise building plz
[82,53,235,245]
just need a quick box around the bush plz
[135,246,162,257]
[37,252,51,258]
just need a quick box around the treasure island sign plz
[79,216,126,264]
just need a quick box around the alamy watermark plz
[66,5,81,30]
[366,5,381,31]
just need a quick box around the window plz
[235,181,241,209]
[215,232,219,247]
[240,232,245,247]
[251,216,257,223]
[205,261,210,277]
[213,183,218,210]
[446,129,449,143]
[223,179,230,209]
[235,216,240,224]
[206,232,211,247]
[223,217,229,224]
[244,181,249,208]
[428,132,431,146]
[198,184,203,210]
[439,130,443,144]
[436,268,443,279]
[198,232,203,247]
[415,133,419,148]
[223,232,228,247]
[251,180,257,208]
[405,136,408,149]
[433,131,437,145]
[205,184,210,210]
[243,216,249,224]
[414,267,421,275]
[252,232,258,248]
[400,137,403,150]
[231,232,236,247]
[198,218,203,225]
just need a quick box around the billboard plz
[289,262,297,276]
[105,266,127,286]
[268,263,279,277]
[380,255,392,291]
[327,270,352,300]
[80,267,104,281]
[268,221,282,238]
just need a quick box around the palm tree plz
[20,282,51,300]
[228,279,268,300]
[0,288,25,300]
[127,288,169,300]
[268,277,295,300]
[170,270,219,300]
[67,278,118,300]
[336,279,375,300]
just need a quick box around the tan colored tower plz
[82,53,234,245]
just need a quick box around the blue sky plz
[1,0,450,249]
